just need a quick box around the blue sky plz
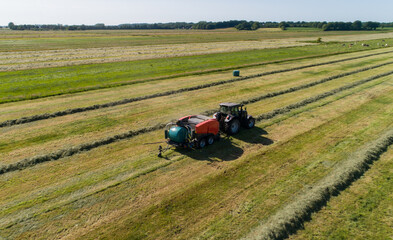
[1,0,392,26]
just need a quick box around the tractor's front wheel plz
[225,119,240,135]
[246,117,255,129]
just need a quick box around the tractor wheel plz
[246,117,255,129]
[198,138,207,148]
[225,119,240,135]
[207,135,214,145]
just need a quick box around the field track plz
[1,49,393,128]
[1,33,393,239]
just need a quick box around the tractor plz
[213,102,255,135]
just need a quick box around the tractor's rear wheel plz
[198,138,207,148]
[225,119,240,135]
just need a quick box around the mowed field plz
[0,28,393,239]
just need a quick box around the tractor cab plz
[219,102,248,118]
[219,103,240,116]
[213,102,255,135]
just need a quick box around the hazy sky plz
[1,0,392,26]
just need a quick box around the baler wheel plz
[198,138,207,148]
[207,135,214,145]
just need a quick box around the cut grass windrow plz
[241,61,393,105]
[0,123,165,175]
[245,127,393,240]
[1,51,393,128]
[1,70,392,175]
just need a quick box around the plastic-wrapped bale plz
[233,70,240,76]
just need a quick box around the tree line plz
[277,21,383,31]
[6,21,392,31]
[6,22,194,31]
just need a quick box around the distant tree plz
[261,22,279,28]
[322,23,330,31]
[205,23,215,29]
[352,20,362,30]
[235,21,252,30]
[363,21,380,30]
[251,22,260,30]
[279,21,289,30]
[8,22,15,29]
[317,22,326,29]
[94,23,105,29]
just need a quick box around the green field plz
[0,29,392,239]
[2,39,393,104]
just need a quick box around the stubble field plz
[0,28,392,239]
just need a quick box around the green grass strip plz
[1,41,392,104]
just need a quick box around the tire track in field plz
[1,50,393,128]
[245,128,393,240]
[1,70,393,175]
